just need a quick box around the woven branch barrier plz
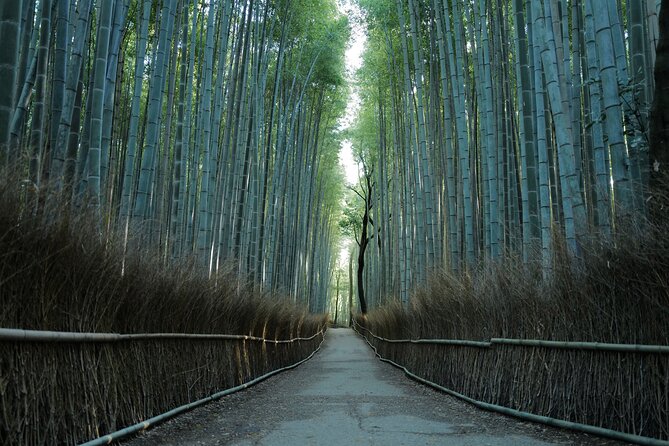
[353,320,669,444]
[0,327,325,445]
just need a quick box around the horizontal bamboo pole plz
[352,320,669,354]
[352,321,490,347]
[491,338,669,353]
[353,324,669,446]
[0,328,323,344]
[79,331,326,445]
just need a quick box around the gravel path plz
[125,328,622,445]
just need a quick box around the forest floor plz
[124,329,624,445]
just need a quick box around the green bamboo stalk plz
[0,1,23,158]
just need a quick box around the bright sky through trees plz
[337,0,366,185]
[335,0,367,271]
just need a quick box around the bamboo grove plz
[0,0,349,312]
[349,0,662,307]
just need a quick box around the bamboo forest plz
[1,0,668,445]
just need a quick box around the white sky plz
[337,0,366,185]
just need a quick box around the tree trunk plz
[356,173,373,314]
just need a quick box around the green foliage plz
[312,15,350,88]
[276,0,350,88]
[350,102,379,167]
[358,0,397,29]
[339,189,361,239]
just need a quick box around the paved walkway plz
[126,328,620,445]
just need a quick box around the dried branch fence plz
[0,327,325,445]
[354,320,669,445]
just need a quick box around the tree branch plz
[350,186,366,202]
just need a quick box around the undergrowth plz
[0,174,324,336]
[362,218,669,345]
